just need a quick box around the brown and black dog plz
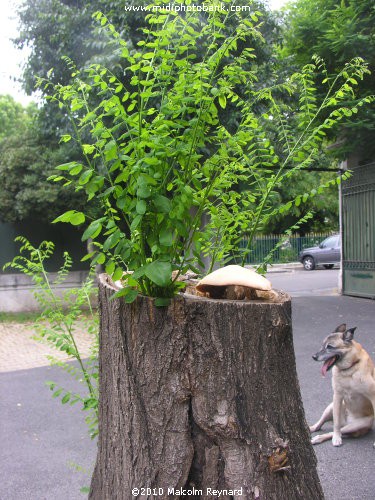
[310,324,375,447]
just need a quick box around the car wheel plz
[303,256,315,271]
[323,264,334,269]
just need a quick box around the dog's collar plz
[340,359,360,371]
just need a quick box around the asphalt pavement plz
[293,294,375,500]
[1,268,374,500]
[266,263,340,297]
[0,364,97,500]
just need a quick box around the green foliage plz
[44,2,370,301]
[0,96,90,224]
[262,166,342,234]
[15,0,104,95]
[0,95,35,141]
[15,0,280,96]
[0,127,89,223]
[3,237,99,439]
[282,0,375,157]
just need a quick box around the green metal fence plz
[240,232,335,265]
[342,161,375,299]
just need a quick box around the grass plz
[0,311,41,323]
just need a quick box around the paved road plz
[0,363,97,500]
[293,295,375,500]
[0,321,96,499]
[267,266,340,297]
[1,273,374,500]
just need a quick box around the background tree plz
[263,169,340,234]
[282,0,375,158]
[15,0,281,95]
[0,95,88,223]
[0,94,35,141]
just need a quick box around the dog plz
[309,323,375,447]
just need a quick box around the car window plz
[321,236,339,248]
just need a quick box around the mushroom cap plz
[196,265,271,292]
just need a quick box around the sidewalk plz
[246,261,302,273]
[0,320,94,372]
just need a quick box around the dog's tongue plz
[321,357,336,377]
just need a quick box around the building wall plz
[0,270,95,312]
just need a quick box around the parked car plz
[299,234,341,271]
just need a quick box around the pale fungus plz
[196,265,276,300]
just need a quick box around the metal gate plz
[342,162,375,299]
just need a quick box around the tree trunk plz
[89,275,324,500]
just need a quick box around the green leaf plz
[62,393,71,404]
[93,253,105,265]
[105,261,115,275]
[112,267,124,281]
[111,287,138,303]
[136,199,147,215]
[78,170,93,186]
[130,214,142,230]
[81,251,95,262]
[218,95,227,109]
[137,185,152,199]
[69,163,83,175]
[153,194,171,213]
[82,144,95,154]
[103,232,121,252]
[159,227,173,247]
[56,161,79,171]
[53,388,63,398]
[285,201,293,211]
[142,52,155,60]
[123,288,139,303]
[104,141,118,161]
[82,220,103,241]
[155,297,171,307]
[53,211,85,226]
[144,260,172,287]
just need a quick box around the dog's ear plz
[334,324,346,333]
[343,327,357,342]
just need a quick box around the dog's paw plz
[309,424,319,433]
[332,434,342,447]
[311,435,324,445]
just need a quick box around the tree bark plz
[90,275,324,500]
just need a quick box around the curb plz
[266,262,302,273]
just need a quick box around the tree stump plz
[89,275,324,500]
